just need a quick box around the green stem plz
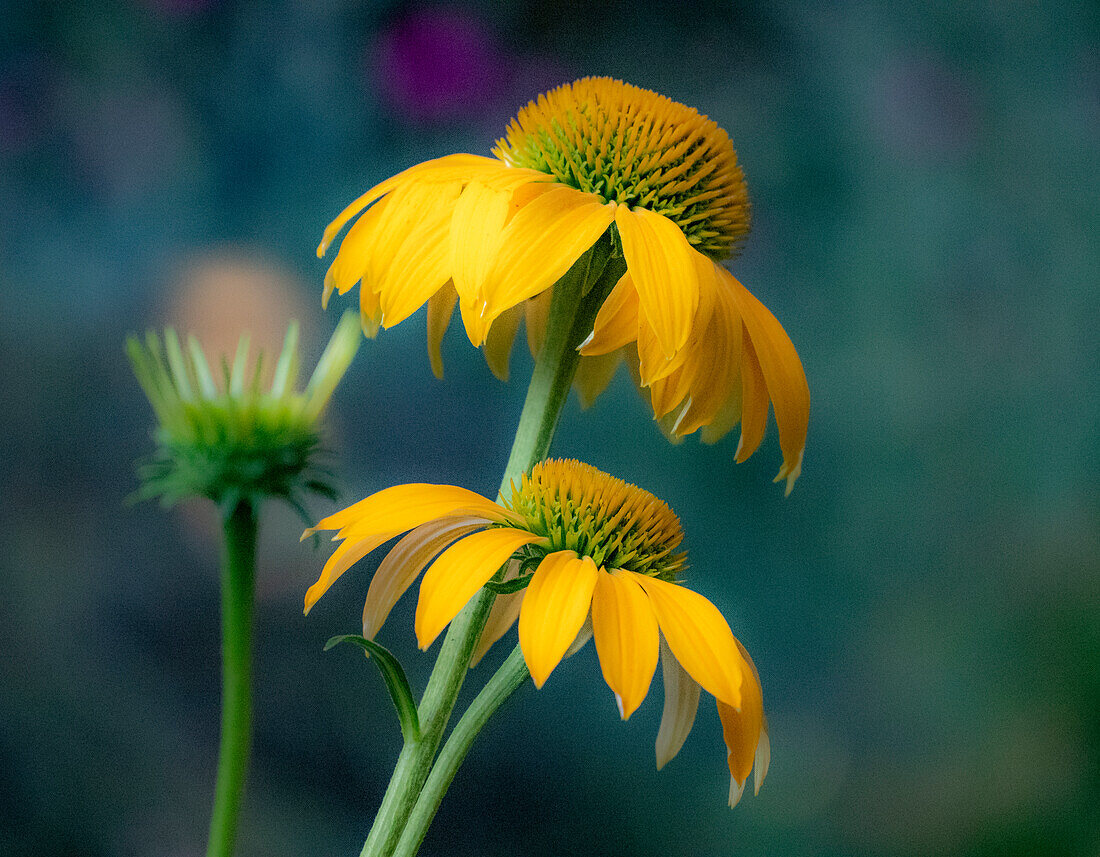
[359,240,625,857]
[391,645,529,857]
[207,500,258,857]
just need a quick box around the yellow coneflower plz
[303,459,768,804]
[318,77,808,491]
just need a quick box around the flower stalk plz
[359,238,625,857]
[207,500,258,857]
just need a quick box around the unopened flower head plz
[303,459,768,805]
[128,310,360,508]
[318,77,808,491]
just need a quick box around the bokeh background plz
[2,1,1097,855]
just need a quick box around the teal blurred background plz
[2,1,1097,855]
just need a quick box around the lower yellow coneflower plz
[304,459,768,804]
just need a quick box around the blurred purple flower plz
[373,6,511,122]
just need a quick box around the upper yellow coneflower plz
[303,459,769,805]
[319,77,809,491]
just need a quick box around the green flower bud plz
[128,310,360,512]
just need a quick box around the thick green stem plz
[391,645,529,857]
[359,241,625,857]
[207,500,258,857]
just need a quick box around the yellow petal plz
[700,375,744,445]
[717,639,765,798]
[648,360,694,420]
[755,715,771,795]
[362,517,488,640]
[416,528,545,649]
[636,313,690,387]
[426,280,458,379]
[615,206,699,358]
[306,483,511,540]
[483,303,522,381]
[630,573,744,708]
[518,551,599,687]
[448,181,512,307]
[655,637,701,769]
[578,272,639,357]
[574,351,622,409]
[470,560,524,668]
[377,182,462,327]
[676,270,744,436]
[473,187,615,344]
[591,569,659,720]
[736,329,769,465]
[318,154,510,257]
[359,283,382,337]
[523,289,552,358]
[304,531,399,615]
[721,269,810,493]
[322,193,399,315]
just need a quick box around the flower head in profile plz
[128,311,360,510]
[303,459,769,804]
[318,77,808,491]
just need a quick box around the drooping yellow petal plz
[523,289,552,358]
[630,573,743,708]
[448,180,512,307]
[304,531,400,615]
[470,560,524,668]
[470,187,615,344]
[305,483,512,540]
[736,329,769,464]
[518,551,599,687]
[426,280,458,379]
[362,517,488,640]
[755,715,771,796]
[700,374,744,445]
[317,154,506,257]
[615,206,699,358]
[574,351,622,409]
[675,269,744,436]
[636,314,691,387]
[377,182,462,327]
[359,270,383,337]
[648,359,695,420]
[721,269,809,493]
[655,637,701,769]
[416,527,545,649]
[302,484,513,614]
[578,272,639,357]
[591,569,660,720]
[717,639,765,804]
[483,303,522,381]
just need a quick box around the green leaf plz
[483,574,533,594]
[325,634,420,743]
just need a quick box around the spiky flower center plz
[494,77,751,261]
[504,459,687,580]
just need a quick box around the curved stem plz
[391,645,529,857]
[207,500,258,857]
[359,241,625,857]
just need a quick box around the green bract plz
[128,310,360,511]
